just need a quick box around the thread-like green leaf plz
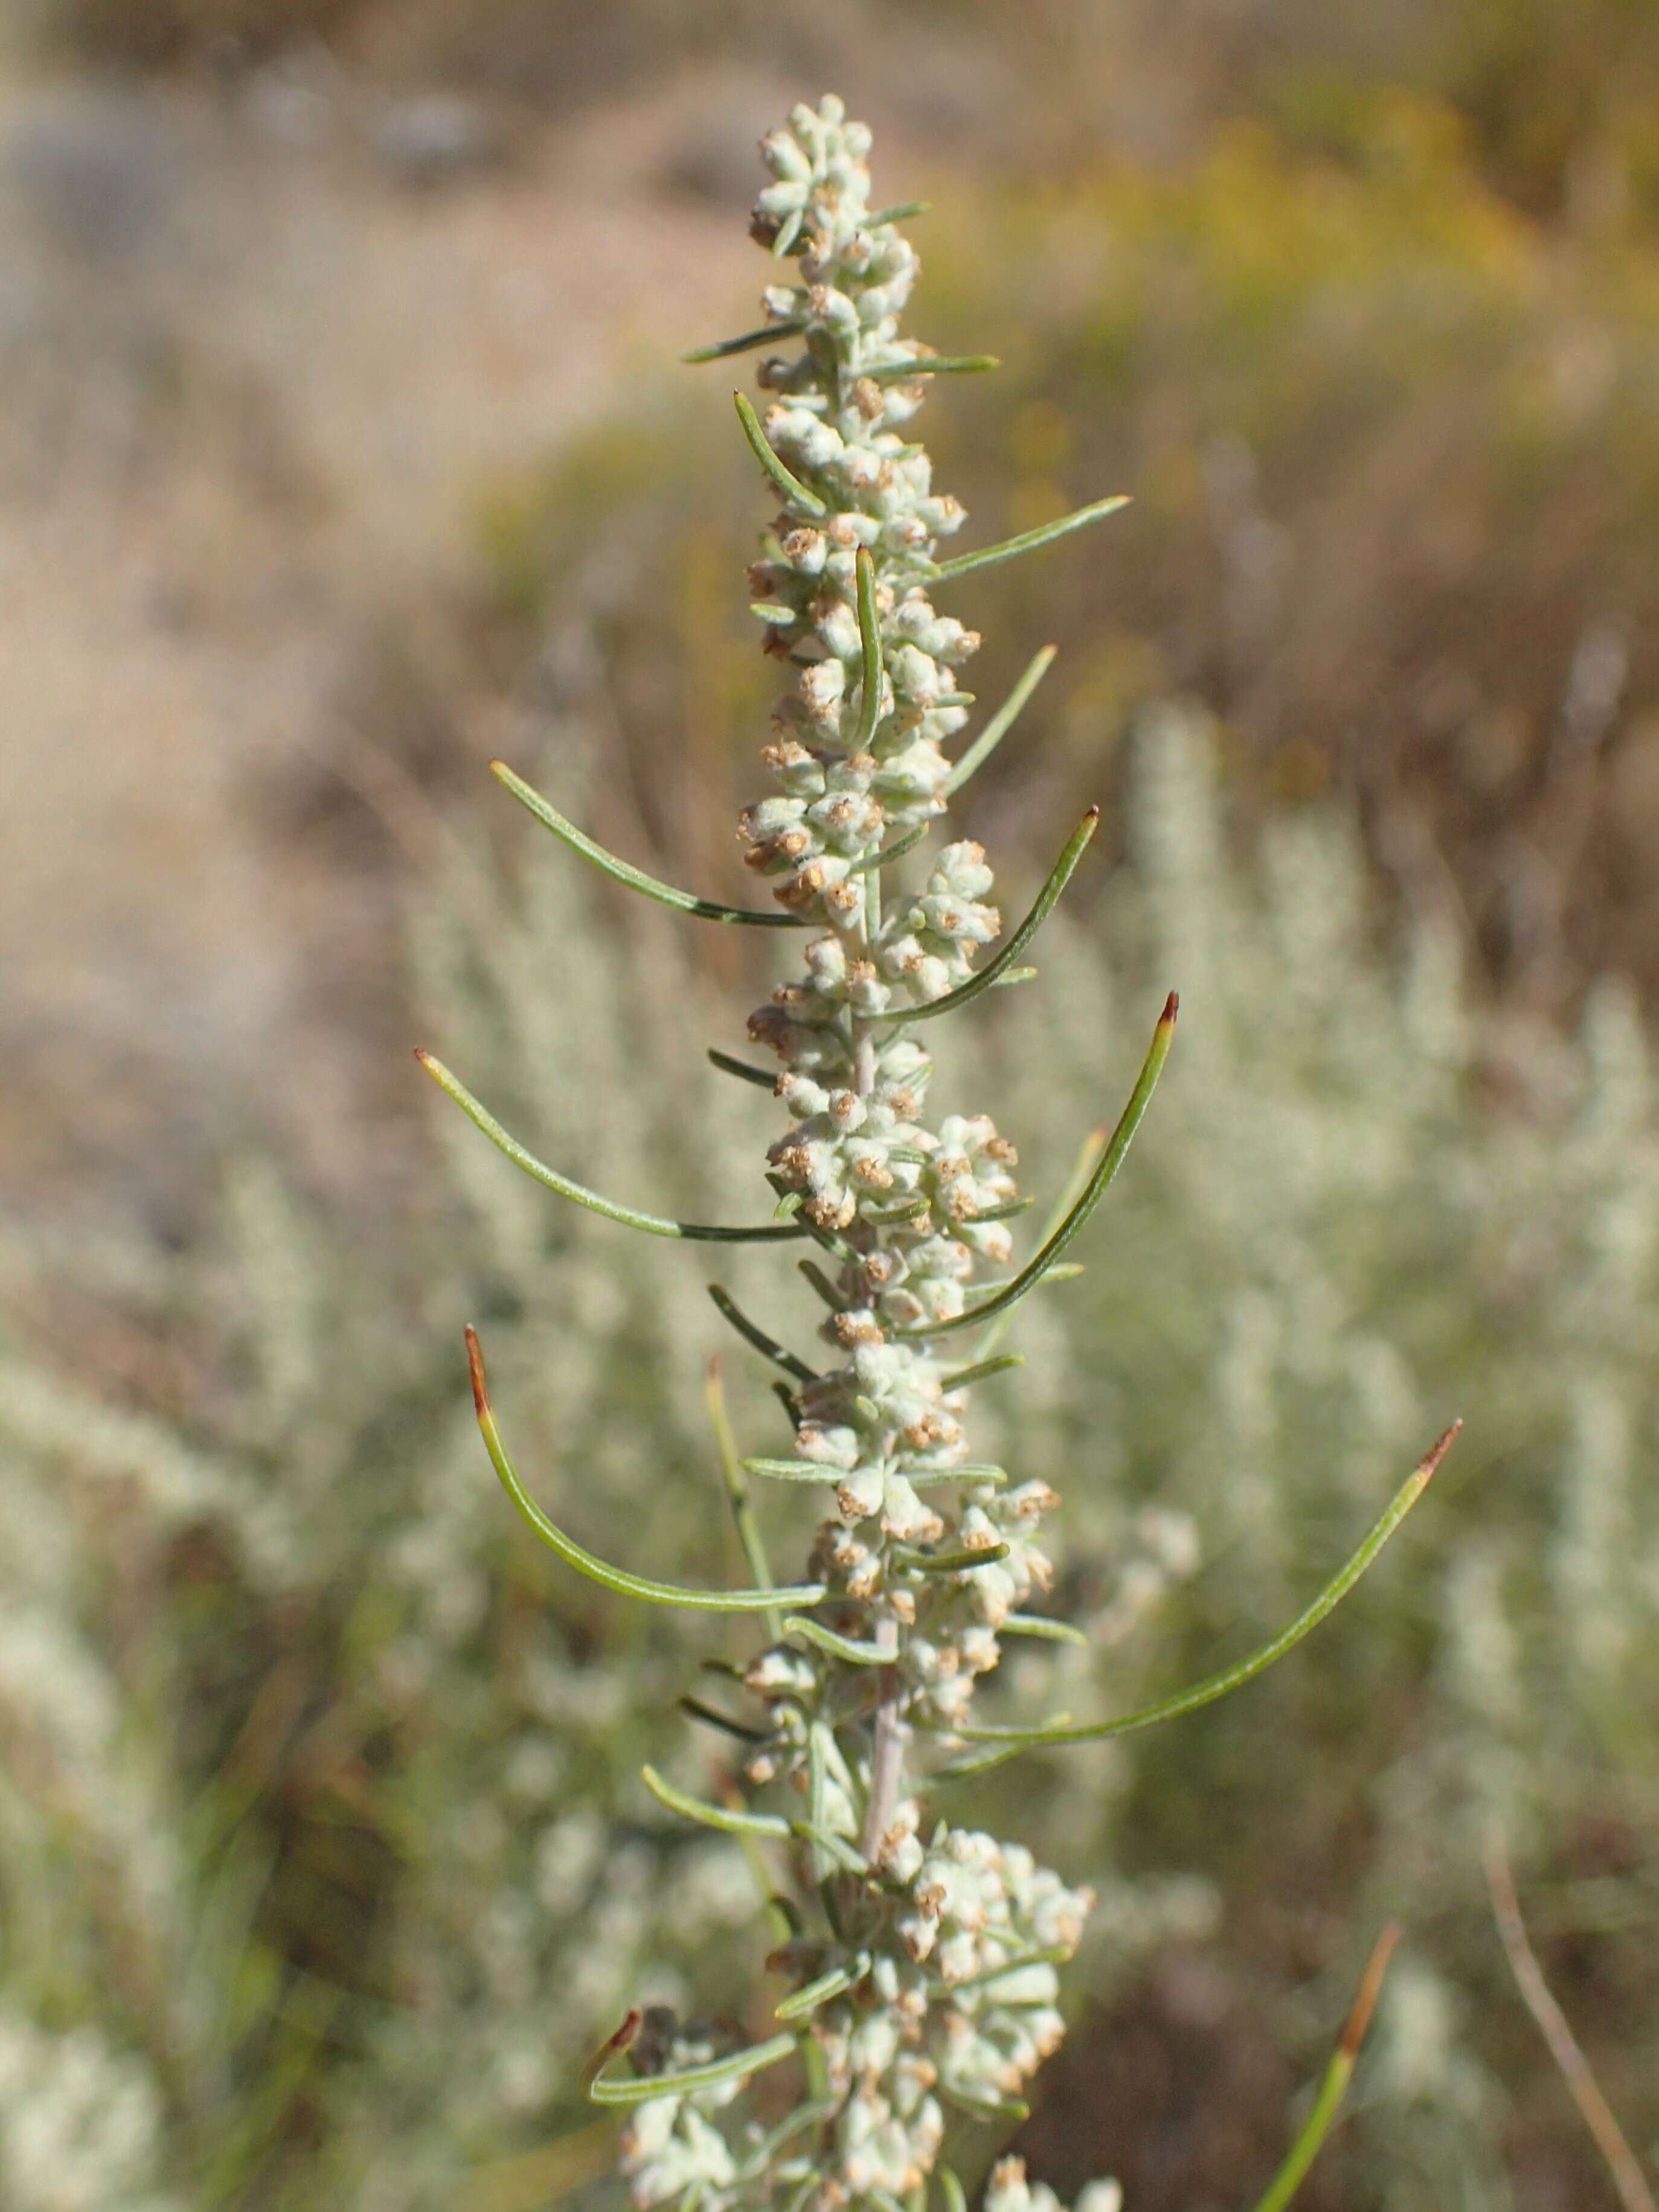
[708,1048,779,1089]
[678,1696,766,1743]
[419,1055,807,1243]
[586,2015,799,2108]
[774,1956,871,2022]
[903,995,1176,1338]
[871,809,1100,1029]
[1000,1614,1089,1646]
[945,645,1058,795]
[466,1330,823,1614]
[902,1461,1008,1486]
[705,1358,781,1638]
[491,761,801,926]
[1247,1926,1399,2212]
[943,1428,1459,1774]
[925,494,1131,582]
[684,319,804,364]
[865,198,930,225]
[862,354,999,382]
[854,547,884,751]
[891,1541,1012,1574]
[708,1285,819,1385]
[940,1353,1026,1391]
[642,1762,791,1840]
[734,391,827,517]
[741,1458,842,1485]
[781,1615,889,1665]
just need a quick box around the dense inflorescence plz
[611,97,1119,2212]
[423,89,1443,2212]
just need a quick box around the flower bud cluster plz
[615,97,1122,2212]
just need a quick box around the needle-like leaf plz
[774,1957,871,2022]
[945,645,1058,795]
[902,995,1176,1338]
[466,1329,823,1613]
[941,1425,1459,1774]
[853,547,884,751]
[684,319,805,364]
[862,354,1000,382]
[583,2006,799,2108]
[643,1764,866,1874]
[708,1048,780,1089]
[705,1358,781,1638]
[924,494,1131,582]
[708,1285,819,1385]
[490,761,801,926]
[1245,1926,1401,2212]
[734,391,827,518]
[871,809,1100,1029]
[419,1055,807,1243]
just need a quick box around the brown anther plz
[851,376,884,419]
[762,737,813,772]
[985,1137,1018,1164]
[832,1311,884,1347]
[778,861,830,908]
[850,1155,894,1189]
[848,958,878,986]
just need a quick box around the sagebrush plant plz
[419,97,1457,2212]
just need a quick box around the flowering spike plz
[437,95,1443,2212]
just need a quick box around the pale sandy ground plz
[0,58,806,1236]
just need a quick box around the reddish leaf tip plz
[1161,990,1179,1023]
[1420,1418,1463,1481]
[464,1326,489,1417]
[580,2008,643,2091]
[1340,1923,1401,2059]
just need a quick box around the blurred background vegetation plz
[2,4,1657,2209]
